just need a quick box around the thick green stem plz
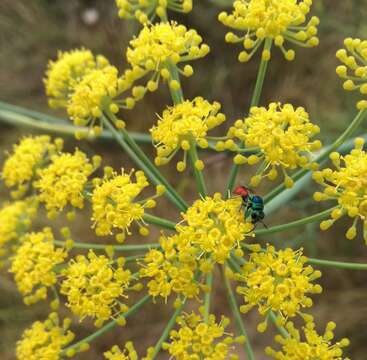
[222,265,255,360]
[307,258,367,270]
[143,214,176,230]
[264,109,367,203]
[226,39,273,194]
[203,271,213,323]
[61,295,151,355]
[101,114,188,212]
[54,240,160,251]
[255,207,335,236]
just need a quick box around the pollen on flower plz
[336,37,367,110]
[265,318,350,359]
[92,169,160,238]
[16,313,75,360]
[34,150,98,214]
[219,0,319,62]
[104,341,138,360]
[120,22,209,103]
[313,137,367,243]
[162,311,242,360]
[60,251,132,326]
[2,135,60,197]
[44,48,110,108]
[9,228,67,305]
[236,245,322,327]
[227,103,321,187]
[116,0,192,24]
[150,97,226,169]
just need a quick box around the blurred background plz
[0,0,367,358]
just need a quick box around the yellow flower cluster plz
[228,103,321,188]
[236,245,322,331]
[163,311,244,360]
[313,137,367,242]
[151,97,226,171]
[2,135,61,197]
[9,228,67,305]
[219,0,320,62]
[16,313,75,360]
[67,65,120,133]
[34,150,99,216]
[60,251,132,326]
[92,170,162,239]
[104,342,138,360]
[44,48,110,108]
[122,21,209,101]
[116,0,192,24]
[265,319,350,359]
[336,37,367,110]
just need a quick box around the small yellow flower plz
[227,103,321,187]
[92,169,160,238]
[236,245,322,331]
[140,234,202,301]
[60,251,132,326]
[116,0,192,24]
[34,150,98,215]
[9,228,67,305]
[16,313,75,360]
[336,37,367,110]
[265,318,350,359]
[162,311,243,360]
[219,0,320,62]
[104,342,138,360]
[313,137,367,242]
[150,97,226,170]
[2,135,60,196]
[44,48,110,108]
[120,21,209,104]
[177,193,253,264]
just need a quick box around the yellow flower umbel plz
[120,21,209,104]
[104,342,138,360]
[34,150,99,217]
[16,313,75,360]
[228,103,321,188]
[92,169,162,239]
[60,251,132,326]
[9,228,67,305]
[177,193,253,264]
[2,135,60,197]
[219,0,320,62]
[236,245,322,332]
[140,234,202,301]
[336,37,367,110]
[116,0,192,24]
[313,138,367,242]
[162,311,244,360]
[265,318,350,360]
[151,97,226,171]
[44,48,110,108]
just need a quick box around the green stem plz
[203,271,213,323]
[150,301,185,359]
[222,264,255,360]
[268,311,289,338]
[54,240,160,251]
[226,39,272,194]
[307,258,367,270]
[264,109,367,203]
[143,214,176,230]
[101,114,188,212]
[61,295,151,355]
[255,207,335,236]
[188,136,207,197]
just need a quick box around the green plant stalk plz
[143,213,176,230]
[101,114,188,212]
[54,240,160,251]
[203,271,213,323]
[222,264,255,360]
[268,311,289,338]
[61,295,151,355]
[264,108,367,203]
[150,301,186,359]
[226,39,273,194]
[255,207,336,236]
[307,258,367,270]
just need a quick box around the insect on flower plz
[233,185,266,228]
